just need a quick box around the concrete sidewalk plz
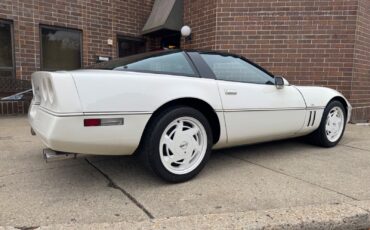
[3,202,370,230]
[0,117,370,229]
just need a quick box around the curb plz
[3,201,369,230]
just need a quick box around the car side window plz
[200,54,274,84]
[114,52,196,76]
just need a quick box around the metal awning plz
[142,0,183,35]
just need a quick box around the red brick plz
[184,0,370,122]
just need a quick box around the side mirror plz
[275,76,284,89]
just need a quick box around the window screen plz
[41,26,82,70]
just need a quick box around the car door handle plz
[225,89,237,95]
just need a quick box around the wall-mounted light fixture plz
[181,25,192,42]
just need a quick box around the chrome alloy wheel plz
[325,106,345,142]
[159,116,207,175]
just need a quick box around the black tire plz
[307,100,347,147]
[140,106,213,183]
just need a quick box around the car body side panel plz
[295,86,352,123]
[217,81,307,147]
[30,70,228,155]
[213,111,228,149]
[29,68,352,156]
[223,110,308,146]
[295,108,325,136]
[71,69,228,148]
[70,70,223,112]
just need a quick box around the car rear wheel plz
[141,106,213,182]
[307,100,346,147]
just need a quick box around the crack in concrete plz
[0,162,85,178]
[347,202,370,214]
[226,154,359,201]
[341,144,370,153]
[0,163,85,178]
[14,226,39,230]
[0,136,13,140]
[85,158,154,219]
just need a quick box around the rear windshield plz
[87,50,197,77]
[87,50,172,70]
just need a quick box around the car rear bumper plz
[28,104,151,155]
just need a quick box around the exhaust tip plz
[43,148,77,162]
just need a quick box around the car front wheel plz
[142,106,213,182]
[308,100,347,147]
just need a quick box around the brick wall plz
[351,0,370,122]
[1,0,369,121]
[183,0,369,122]
[183,0,218,50]
[0,0,154,82]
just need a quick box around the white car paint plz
[29,107,150,155]
[28,69,351,155]
[217,80,307,146]
[31,71,82,113]
[70,70,223,113]
[295,85,352,122]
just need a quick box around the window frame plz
[196,51,276,85]
[116,34,146,58]
[0,19,15,78]
[39,24,83,71]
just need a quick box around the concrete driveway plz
[0,117,370,229]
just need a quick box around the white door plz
[200,53,307,146]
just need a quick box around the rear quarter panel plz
[70,70,223,113]
[71,70,228,148]
[31,71,82,113]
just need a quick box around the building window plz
[41,26,82,71]
[117,36,145,57]
[0,20,14,78]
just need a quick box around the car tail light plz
[84,119,101,127]
[84,118,124,127]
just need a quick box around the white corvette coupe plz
[29,50,351,182]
